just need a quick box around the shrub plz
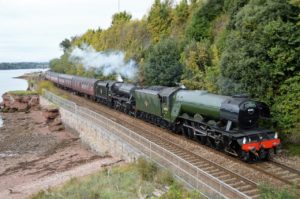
[136,158,158,181]
[36,81,55,95]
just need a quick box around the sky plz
[0,0,158,62]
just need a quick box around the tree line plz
[0,62,49,70]
[50,0,300,146]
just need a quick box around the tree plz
[170,0,190,40]
[273,74,300,143]
[147,0,173,43]
[181,39,211,89]
[144,39,183,86]
[186,0,224,41]
[220,0,300,100]
[111,11,132,25]
[59,39,71,52]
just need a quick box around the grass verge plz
[30,158,202,199]
[8,90,38,96]
[259,183,300,199]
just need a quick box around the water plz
[0,68,47,127]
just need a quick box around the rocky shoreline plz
[0,92,120,199]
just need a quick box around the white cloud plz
[0,0,156,62]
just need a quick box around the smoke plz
[69,44,138,81]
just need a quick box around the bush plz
[155,169,174,185]
[160,183,201,199]
[136,158,158,181]
[36,81,55,95]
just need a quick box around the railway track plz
[53,88,262,198]
[250,161,300,188]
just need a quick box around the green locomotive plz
[134,86,280,161]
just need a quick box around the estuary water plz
[0,68,46,127]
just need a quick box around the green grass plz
[259,183,300,199]
[8,90,38,96]
[30,158,202,199]
[286,144,300,156]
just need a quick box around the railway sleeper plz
[205,168,220,173]
[198,165,214,170]
[243,188,260,196]
[251,193,261,199]
[223,177,237,184]
[237,184,253,192]
[281,173,298,179]
[267,167,282,172]
[210,170,224,176]
[189,160,202,165]
[217,174,232,180]
[274,170,290,175]
[291,177,300,183]
[227,180,245,187]
[195,163,211,169]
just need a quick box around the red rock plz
[49,118,62,127]
[42,111,59,119]
[29,96,39,106]
[11,101,28,111]
[49,124,64,132]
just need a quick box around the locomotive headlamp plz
[274,132,278,139]
[243,137,247,144]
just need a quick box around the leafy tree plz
[144,39,183,86]
[186,0,224,41]
[272,74,300,142]
[111,11,132,25]
[170,0,190,40]
[220,0,300,100]
[147,0,173,43]
[59,39,71,52]
[181,39,211,89]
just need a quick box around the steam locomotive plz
[45,71,281,161]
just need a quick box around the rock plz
[49,118,62,127]
[49,124,64,132]
[42,105,64,132]
[1,92,39,112]
[153,189,165,197]
[43,111,59,119]
[29,96,39,106]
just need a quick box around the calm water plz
[0,68,46,127]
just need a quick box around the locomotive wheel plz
[199,136,207,145]
[240,151,250,162]
[182,121,190,138]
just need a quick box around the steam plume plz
[69,44,137,81]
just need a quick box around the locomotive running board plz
[183,123,207,136]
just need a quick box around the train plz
[45,71,281,161]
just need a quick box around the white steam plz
[69,44,137,81]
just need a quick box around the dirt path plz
[0,110,121,199]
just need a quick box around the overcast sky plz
[0,0,158,62]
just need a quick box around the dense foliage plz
[50,0,300,146]
[0,62,48,70]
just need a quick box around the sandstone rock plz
[29,96,39,106]
[49,118,62,127]
[43,111,59,119]
[49,124,64,132]
[1,93,40,112]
